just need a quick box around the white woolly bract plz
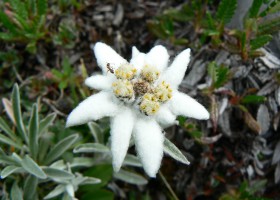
[132,46,140,58]
[66,92,119,127]
[156,105,176,128]
[146,45,169,72]
[161,49,191,89]
[130,52,146,71]
[170,91,210,120]
[133,119,164,177]
[110,108,135,172]
[93,42,127,73]
[85,75,115,91]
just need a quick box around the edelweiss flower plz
[66,42,209,177]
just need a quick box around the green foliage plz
[241,95,266,104]
[207,62,231,90]
[216,0,237,24]
[0,0,47,53]
[219,180,270,200]
[0,84,100,199]
[250,35,273,50]
[148,0,279,60]
[249,0,263,18]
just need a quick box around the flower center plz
[111,63,172,116]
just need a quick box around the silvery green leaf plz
[38,136,51,163]
[21,155,47,179]
[1,165,23,178]
[23,175,38,200]
[123,154,142,167]
[79,177,101,185]
[12,84,28,143]
[50,160,66,170]
[0,155,17,165]
[114,170,148,185]
[44,134,79,165]
[73,143,109,153]
[44,185,65,199]
[0,117,17,141]
[70,158,95,168]
[28,104,39,159]
[163,137,190,165]
[39,113,56,135]
[11,183,23,200]
[88,122,103,143]
[11,152,23,165]
[43,167,74,180]
[0,134,22,149]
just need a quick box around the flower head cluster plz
[66,42,209,177]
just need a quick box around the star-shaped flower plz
[66,42,209,177]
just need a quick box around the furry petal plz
[132,46,140,58]
[170,91,209,120]
[146,45,169,72]
[161,49,191,88]
[85,75,114,91]
[111,108,135,172]
[156,105,177,128]
[130,52,146,71]
[66,92,119,127]
[93,42,127,73]
[133,119,164,177]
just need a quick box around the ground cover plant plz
[1,0,280,199]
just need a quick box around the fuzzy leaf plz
[12,84,28,143]
[43,167,74,180]
[11,183,23,200]
[44,134,79,165]
[23,175,38,200]
[0,133,22,149]
[1,165,23,179]
[21,155,47,179]
[29,104,39,159]
[44,185,65,199]
[123,154,142,167]
[88,122,103,143]
[249,0,263,18]
[114,169,148,185]
[216,0,237,24]
[0,117,17,141]
[250,35,273,50]
[39,113,56,135]
[73,143,109,154]
[163,137,190,165]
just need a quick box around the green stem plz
[159,170,179,200]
